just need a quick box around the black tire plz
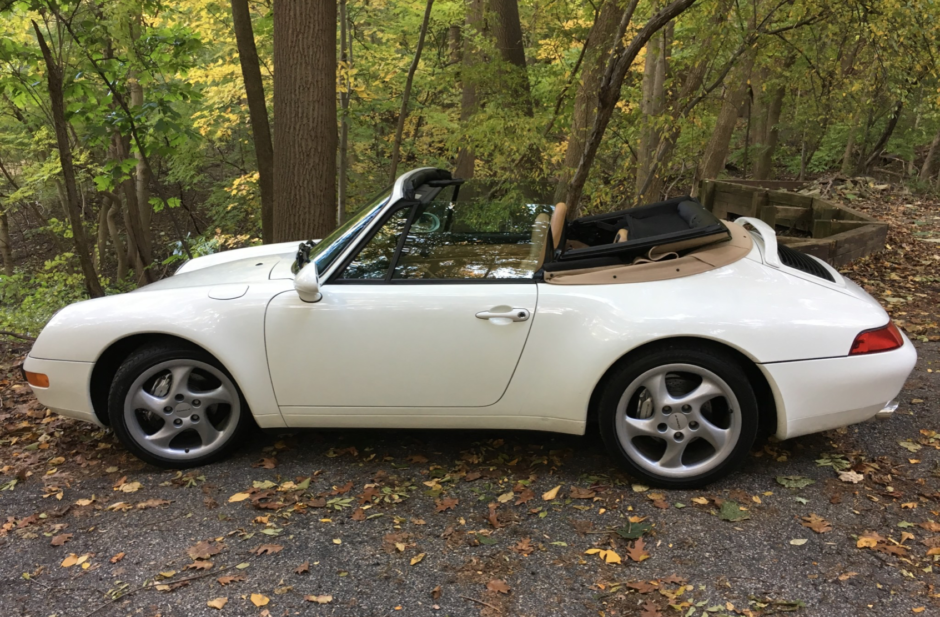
[108,342,254,469]
[598,343,759,489]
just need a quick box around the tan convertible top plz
[544,221,753,285]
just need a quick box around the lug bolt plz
[192,399,201,407]
[674,432,684,441]
[662,406,672,414]
[681,404,691,412]
[175,394,185,402]
[173,419,183,426]
[190,414,199,422]
[657,423,667,433]
[163,406,173,413]
[689,421,699,430]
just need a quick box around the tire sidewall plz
[598,346,759,489]
[108,344,253,469]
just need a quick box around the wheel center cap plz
[670,414,687,430]
[175,402,192,414]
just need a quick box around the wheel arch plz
[586,336,778,437]
[89,333,217,426]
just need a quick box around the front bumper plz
[22,355,101,426]
[760,332,917,440]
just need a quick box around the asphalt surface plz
[1,342,938,617]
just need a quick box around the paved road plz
[1,343,937,617]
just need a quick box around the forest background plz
[0,0,938,337]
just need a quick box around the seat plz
[550,202,567,249]
[614,228,629,243]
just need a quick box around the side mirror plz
[294,262,322,303]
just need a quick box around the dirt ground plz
[1,338,938,617]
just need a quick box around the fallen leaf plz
[295,561,310,574]
[625,538,650,562]
[435,497,458,512]
[838,572,858,581]
[253,544,283,556]
[228,492,251,503]
[486,579,511,594]
[801,514,832,533]
[50,533,72,546]
[60,554,79,568]
[217,574,247,586]
[838,470,864,484]
[511,538,535,556]
[570,486,596,499]
[776,475,814,489]
[410,552,426,566]
[790,538,808,546]
[542,485,561,501]
[305,594,333,604]
[207,597,227,610]
[119,481,142,493]
[515,488,535,505]
[250,593,269,607]
[188,540,223,561]
[75,498,94,507]
[718,500,750,522]
[497,491,514,503]
[187,560,214,571]
[252,457,277,469]
[857,532,883,548]
[110,552,125,564]
[640,600,663,617]
[136,499,171,510]
[350,508,366,521]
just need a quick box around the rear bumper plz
[760,333,917,440]
[22,356,101,427]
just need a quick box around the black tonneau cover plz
[543,196,729,272]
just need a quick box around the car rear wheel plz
[598,344,759,489]
[108,343,253,468]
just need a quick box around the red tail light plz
[850,322,904,355]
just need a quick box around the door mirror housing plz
[294,262,322,303]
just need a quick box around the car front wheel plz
[108,343,253,468]
[598,344,759,489]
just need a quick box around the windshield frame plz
[293,187,392,276]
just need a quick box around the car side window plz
[336,207,411,280]
[391,200,551,281]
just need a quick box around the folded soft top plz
[543,196,730,272]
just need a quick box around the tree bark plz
[919,128,940,181]
[389,0,435,182]
[860,100,903,174]
[273,0,338,242]
[491,0,532,114]
[338,0,350,223]
[128,76,152,259]
[555,0,627,202]
[694,52,755,186]
[841,113,858,176]
[752,82,785,180]
[33,21,104,298]
[231,0,275,243]
[565,0,699,217]
[0,209,12,276]
[636,17,671,200]
[454,0,484,179]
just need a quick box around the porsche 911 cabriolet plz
[22,168,916,488]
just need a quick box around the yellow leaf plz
[497,491,514,503]
[305,594,333,604]
[61,554,78,568]
[332,538,342,545]
[603,550,622,564]
[542,485,561,501]
[207,597,227,609]
[691,497,709,505]
[410,553,426,566]
[584,548,602,555]
[250,593,269,607]
[228,492,251,503]
[75,498,94,506]
[857,536,878,549]
[120,482,142,493]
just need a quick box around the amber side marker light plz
[25,371,50,388]
[850,322,904,355]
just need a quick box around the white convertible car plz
[23,168,916,487]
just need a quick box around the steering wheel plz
[411,212,441,233]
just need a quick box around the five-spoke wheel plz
[599,344,758,488]
[108,343,253,468]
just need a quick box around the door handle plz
[476,308,530,322]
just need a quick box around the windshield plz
[294,187,392,274]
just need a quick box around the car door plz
[265,196,548,409]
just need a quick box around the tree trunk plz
[33,21,104,298]
[231,0,275,243]
[273,0,338,242]
[859,100,903,174]
[752,82,785,180]
[454,0,484,179]
[564,0,698,217]
[694,52,755,187]
[636,17,671,200]
[95,196,110,271]
[128,76,152,260]
[0,209,12,276]
[491,0,532,114]
[919,128,940,181]
[841,113,858,176]
[554,0,622,202]
[389,0,435,182]
[105,192,129,281]
[338,0,350,223]
[112,132,152,284]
